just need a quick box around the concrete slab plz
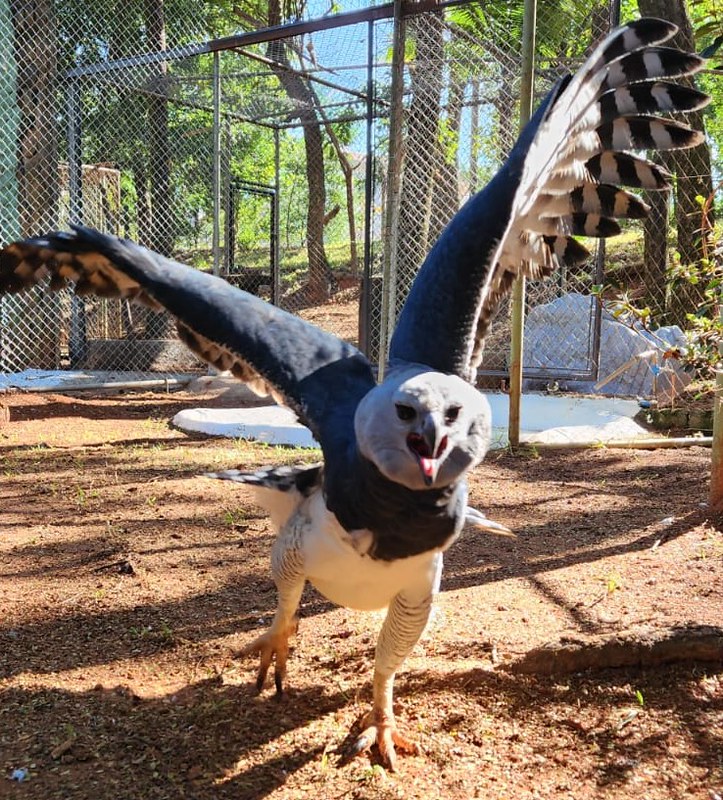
[0,368,192,392]
[500,393,650,445]
[0,370,651,447]
[173,405,318,448]
[173,392,650,448]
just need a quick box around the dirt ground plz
[0,389,721,800]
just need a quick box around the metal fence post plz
[508,0,537,448]
[378,0,405,381]
[212,51,222,278]
[360,17,375,359]
[68,78,82,225]
[67,76,87,367]
[273,127,281,307]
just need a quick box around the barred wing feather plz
[389,17,709,382]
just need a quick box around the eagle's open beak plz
[407,413,448,486]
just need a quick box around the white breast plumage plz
[298,491,443,611]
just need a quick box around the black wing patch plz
[0,227,376,463]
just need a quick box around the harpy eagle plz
[0,19,708,769]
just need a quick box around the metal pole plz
[378,0,405,381]
[272,127,281,307]
[68,78,83,224]
[610,0,621,27]
[360,18,375,358]
[212,51,222,278]
[223,117,232,273]
[590,0,621,383]
[67,77,86,367]
[66,0,468,79]
[508,0,537,448]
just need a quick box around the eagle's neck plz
[323,449,466,562]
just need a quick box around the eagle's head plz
[354,366,491,491]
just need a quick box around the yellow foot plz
[345,708,420,772]
[241,617,298,696]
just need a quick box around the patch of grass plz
[222,508,251,528]
[509,443,540,459]
[231,438,322,464]
[282,240,356,273]
[693,538,723,561]
[597,570,623,595]
[75,486,99,507]
[356,764,388,784]
[140,417,169,435]
[129,621,176,646]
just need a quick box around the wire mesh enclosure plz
[0,0,719,392]
[375,0,618,382]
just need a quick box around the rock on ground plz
[524,292,690,401]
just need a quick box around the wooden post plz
[709,308,723,516]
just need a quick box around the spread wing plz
[388,18,709,381]
[0,226,376,460]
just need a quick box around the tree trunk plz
[145,0,173,258]
[491,51,517,170]
[271,59,331,302]
[429,69,464,245]
[300,112,331,301]
[5,0,61,370]
[10,0,58,235]
[468,78,480,197]
[642,175,671,321]
[298,61,359,277]
[638,0,713,327]
[133,160,152,247]
[267,0,331,302]
[320,114,359,276]
[0,0,19,242]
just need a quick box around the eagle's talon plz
[241,617,298,694]
[347,710,420,772]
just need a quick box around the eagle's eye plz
[445,405,461,424]
[395,403,416,422]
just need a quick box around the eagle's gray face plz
[354,367,491,491]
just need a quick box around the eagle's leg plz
[351,589,433,771]
[241,522,305,696]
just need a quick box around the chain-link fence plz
[0,0,719,395]
[377,1,616,382]
[0,2,390,376]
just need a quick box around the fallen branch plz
[506,624,723,675]
[90,558,136,575]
